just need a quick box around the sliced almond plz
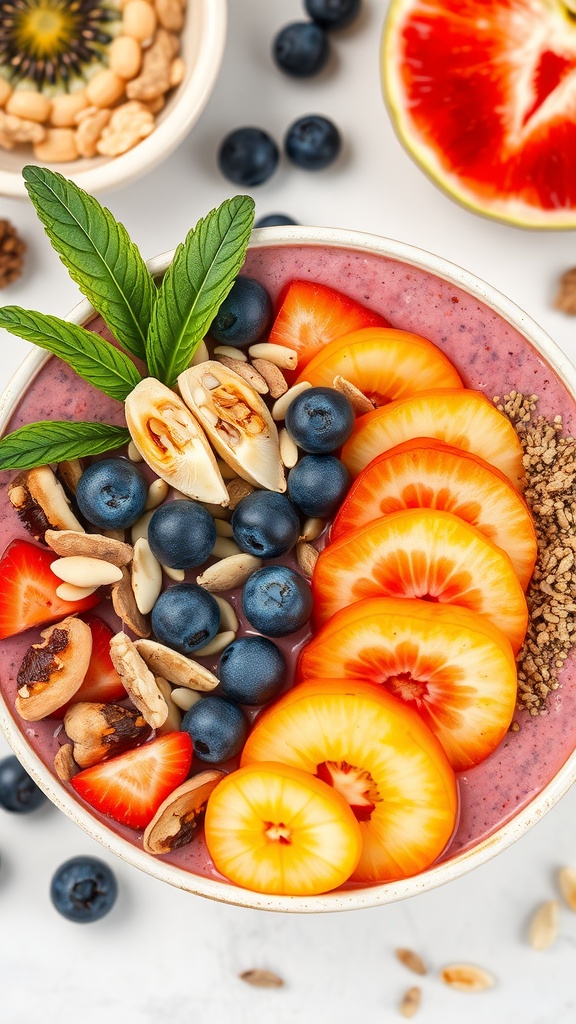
[251,359,288,399]
[145,477,170,510]
[333,374,375,414]
[279,427,299,468]
[248,343,297,370]
[296,540,318,579]
[16,616,92,721]
[143,769,225,854]
[528,900,559,950]
[196,553,262,592]
[400,986,421,1018]
[109,632,168,729]
[395,948,427,976]
[111,566,151,638]
[64,700,151,767]
[8,465,84,541]
[131,536,163,614]
[239,970,284,989]
[170,687,203,711]
[56,582,99,601]
[45,529,133,566]
[50,555,123,588]
[439,964,495,992]
[54,743,79,782]
[558,866,576,911]
[195,630,236,657]
[162,564,186,582]
[134,639,220,691]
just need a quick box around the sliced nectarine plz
[331,439,537,589]
[298,597,517,771]
[204,761,362,896]
[341,389,525,490]
[296,327,462,405]
[312,508,528,652]
[241,680,458,883]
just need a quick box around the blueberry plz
[151,584,220,655]
[218,127,279,186]
[305,0,362,30]
[50,856,118,923]
[209,277,273,348]
[242,565,312,637]
[255,213,298,227]
[148,500,215,570]
[182,696,247,763]
[219,636,286,706]
[273,21,329,77]
[0,755,46,813]
[288,454,351,518]
[231,491,300,559]
[76,458,147,530]
[285,386,354,453]
[284,114,341,170]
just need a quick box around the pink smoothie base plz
[1,227,576,913]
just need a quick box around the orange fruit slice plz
[312,508,528,652]
[382,0,576,227]
[295,327,462,405]
[331,439,537,589]
[298,597,517,772]
[204,761,362,896]
[241,680,458,883]
[341,389,525,490]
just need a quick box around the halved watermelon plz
[383,0,576,227]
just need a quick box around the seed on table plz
[439,963,495,992]
[279,427,299,468]
[51,556,123,588]
[558,866,576,911]
[528,900,559,950]
[195,631,237,657]
[395,948,427,976]
[272,381,312,421]
[400,986,421,1018]
[56,582,99,601]
[170,687,202,712]
[211,537,241,559]
[145,477,169,510]
[248,342,297,370]
[214,595,239,632]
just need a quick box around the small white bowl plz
[1,226,576,912]
[0,0,227,199]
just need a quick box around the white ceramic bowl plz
[0,0,227,199]
[1,225,576,912]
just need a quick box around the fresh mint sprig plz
[146,194,255,386]
[0,422,131,471]
[23,165,156,362]
[0,308,142,402]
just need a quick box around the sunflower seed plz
[395,948,427,976]
[439,964,495,992]
[528,900,559,950]
[558,866,576,910]
[239,970,284,989]
[400,986,421,1018]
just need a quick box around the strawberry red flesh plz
[0,539,99,641]
[71,731,193,830]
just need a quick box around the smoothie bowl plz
[0,170,575,912]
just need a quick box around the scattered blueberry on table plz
[0,754,46,813]
[304,0,362,30]
[288,454,351,518]
[272,21,330,78]
[209,276,273,347]
[76,458,147,530]
[148,499,216,570]
[50,856,118,923]
[242,565,313,638]
[182,696,248,763]
[285,386,355,453]
[218,636,286,707]
[218,127,280,186]
[232,491,301,559]
[284,114,342,170]
[255,213,298,227]
[151,583,220,655]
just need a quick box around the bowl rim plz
[1,223,576,912]
[0,0,227,199]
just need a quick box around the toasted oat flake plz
[528,899,559,950]
[400,986,422,1018]
[558,866,576,911]
[395,948,427,976]
[239,969,284,989]
[439,963,495,992]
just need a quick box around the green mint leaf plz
[0,421,130,470]
[146,195,255,386]
[22,165,156,362]
[0,307,142,402]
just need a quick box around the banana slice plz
[124,378,228,505]
[178,362,286,493]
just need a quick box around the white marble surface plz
[1,1,576,1021]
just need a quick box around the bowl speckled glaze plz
[1,225,576,912]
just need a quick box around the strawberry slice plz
[268,280,390,372]
[71,731,193,830]
[0,538,100,641]
[51,617,125,718]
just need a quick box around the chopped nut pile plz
[494,391,576,714]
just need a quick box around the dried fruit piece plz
[143,770,225,854]
[9,465,84,541]
[16,616,92,721]
[64,701,151,768]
